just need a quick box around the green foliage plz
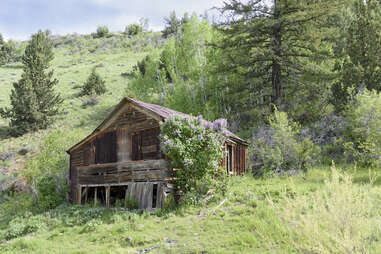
[4,212,45,240]
[343,89,381,167]
[23,131,81,211]
[94,26,109,38]
[124,198,139,210]
[250,108,320,176]
[160,115,225,194]
[332,0,381,111]
[162,12,192,38]
[129,15,214,117]
[80,67,106,96]
[0,30,62,136]
[125,24,143,36]
[0,39,17,66]
[215,0,342,126]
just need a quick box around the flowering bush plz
[160,115,226,194]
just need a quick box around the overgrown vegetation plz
[0,166,380,253]
[160,115,226,198]
[1,0,381,252]
[250,108,319,176]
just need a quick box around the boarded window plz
[132,128,161,161]
[95,131,117,164]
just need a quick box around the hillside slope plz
[0,32,163,175]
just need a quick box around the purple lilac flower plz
[212,118,228,131]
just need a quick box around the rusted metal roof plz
[67,98,247,153]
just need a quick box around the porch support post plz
[77,186,82,205]
[105,186,110,208]
[94,187,97,207]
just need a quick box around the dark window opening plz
[81,186,106,206]
[110,186,128,207]
[152,184,158,208]
[95,131,117,164]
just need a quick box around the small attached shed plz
[67,98,248,209]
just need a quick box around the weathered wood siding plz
[234,145,247,175]
[76,160,171,185]
[72,160,174,209]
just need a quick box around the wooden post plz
[84,187,88,204]
[106,186,110,208]
[124,187,128,208]
[77,186,82,205]
[94,187,97,207]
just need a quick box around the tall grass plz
[273,165,381,253]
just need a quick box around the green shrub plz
[125,24,143,36]
[125,198,139,210]
[80,68,107,96]
[23,131,82,211]
[250,108,320,176]
[344,89,381,167]
[160,115,225,194]
[4,212,45,240]
[94,26,109,38]
[37,176,66,210]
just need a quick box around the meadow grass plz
[0,165,380,254]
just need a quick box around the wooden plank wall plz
[234,145,247,175]
[76,160,171,185]
[132,128,161,160]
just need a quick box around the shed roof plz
[67,98,247,153]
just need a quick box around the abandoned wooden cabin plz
[66,98,248,209]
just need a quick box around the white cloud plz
[1,0,226,40]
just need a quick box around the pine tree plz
[81,67,107,96]
[215,0,344,120]
[0,30,62,136]
[162,11,181,38]
[331,0,381,111]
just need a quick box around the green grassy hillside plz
[0,32,163,172]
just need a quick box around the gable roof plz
[67,98,247,153]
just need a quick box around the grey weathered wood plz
[77,187,82,205]
[156,183,163,209]
[105,186,110,208]
[94,187,97,207]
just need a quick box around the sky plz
[0,0,225,41]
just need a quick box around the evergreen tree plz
[214,0,344,124]
[162,11,181,38]
[0,30,62,136]
[81,67,107,96]
[331,0,381,111]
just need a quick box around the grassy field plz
[0,33,380,253]
[0,165,380,253]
